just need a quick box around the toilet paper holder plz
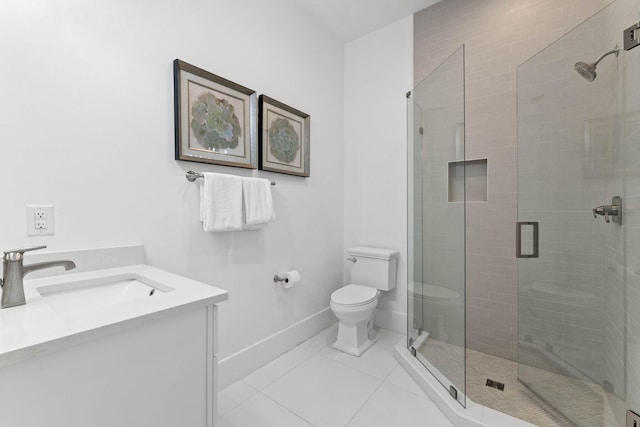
[273,275,289,283]
[273,270,300,288]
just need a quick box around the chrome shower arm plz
[592,48,619,66]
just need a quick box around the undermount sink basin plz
[35,274,174,314]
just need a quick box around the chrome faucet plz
[0,245,76,309]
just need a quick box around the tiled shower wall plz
[516,2,622,406]
[414,0,613,360]
[414,47,466,350]
[618,0,640,417]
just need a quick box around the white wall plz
[0,0,344,360]
[344,17,413,333]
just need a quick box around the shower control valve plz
[624,22,640,51]
[592,196,622,225]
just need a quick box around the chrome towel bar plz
[186,171,275,186]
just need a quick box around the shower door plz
[408,45,466,406]
[517,2,633,425]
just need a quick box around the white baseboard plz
[373,308,406,334]
[218,308,337,389]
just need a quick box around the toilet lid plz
[331,284,378,306]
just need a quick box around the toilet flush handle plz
[347,257,357,263]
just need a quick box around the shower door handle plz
[516,222,539,258]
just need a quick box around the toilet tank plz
[348,246,398,291]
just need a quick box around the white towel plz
[200,172,243,232]
[242,177,275,226]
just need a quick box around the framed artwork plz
[259,95,310,177]
[174,59,257,169]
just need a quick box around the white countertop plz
[0,264,228,368]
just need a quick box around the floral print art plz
[190,92,241,151]
[269,117,299,163]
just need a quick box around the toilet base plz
[333,328,379,357]
[330,295,379,357]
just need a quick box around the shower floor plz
[418,339,622,427]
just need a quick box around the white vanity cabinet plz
[0,264,227,427]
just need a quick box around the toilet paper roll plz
[282,270,301,289]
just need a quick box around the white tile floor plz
[218,325,454,427]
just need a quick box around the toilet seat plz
[331,284,378,307]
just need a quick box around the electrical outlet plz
[26,205,54,236]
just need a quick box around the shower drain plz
[485,378,505,391]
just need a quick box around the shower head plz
[574,61,597,81]
[574,48,619,82]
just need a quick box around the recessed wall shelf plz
[448,158,488,202]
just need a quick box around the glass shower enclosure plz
[408,2,640,425]
[516,2,636,425]
[407,45,466,406]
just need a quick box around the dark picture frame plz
[174,59,257,169]
[258,95,310,177]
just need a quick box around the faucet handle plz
[3,245,46,260]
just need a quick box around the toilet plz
[330,246,398,356]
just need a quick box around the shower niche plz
[448,158,487,203]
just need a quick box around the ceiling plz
[292,0,443,43]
